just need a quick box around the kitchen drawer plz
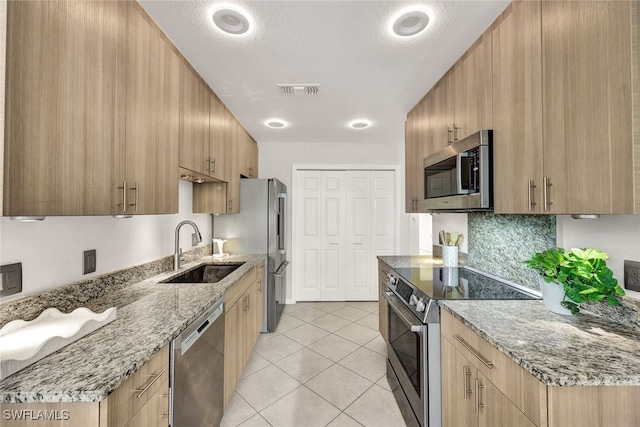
[105,344,169,427]
[441,310,546,426]
[125,379,169,427]
[225,266,257,310]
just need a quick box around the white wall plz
[557,215,640,299]
[258,141,409,302]
[0,181,212,301]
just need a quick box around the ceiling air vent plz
[278,84,320,96]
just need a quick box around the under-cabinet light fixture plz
[570,214,601,220]
[10,216,45,222]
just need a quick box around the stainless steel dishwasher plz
[170,298,224,427]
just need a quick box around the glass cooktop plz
[392,266,539,301]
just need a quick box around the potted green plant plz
[524,247,625,315]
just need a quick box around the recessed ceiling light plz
[391,8,430,37]
[212,5,252,35]
[349,120,371,129]
[266,119,287,128]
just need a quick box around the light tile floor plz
[221,301,407,427]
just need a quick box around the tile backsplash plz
[465,213,556,289]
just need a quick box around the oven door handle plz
[384,291,424,333]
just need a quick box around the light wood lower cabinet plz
[0,345,169,427]
[223,262,264,407]
[103,344,169,427]
[442,310,640,427]
[377,260,389,342]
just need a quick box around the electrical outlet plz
[0,263,23,297]
[624,260,640,292]
[192,233,199,247]
[83,250,97,275]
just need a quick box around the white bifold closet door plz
[295,170,394,301]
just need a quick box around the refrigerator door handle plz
[278,193,286,252]
[271,261,289,277]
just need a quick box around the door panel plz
[295,171,322,301]
[294,169,395,302]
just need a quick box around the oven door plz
[385,291,428,426]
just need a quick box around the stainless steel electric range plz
[383,265,540,427]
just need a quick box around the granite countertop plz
[378,255,444,268]
[379,255,640,388]
[0,254,265,404]
[439,300,640,387]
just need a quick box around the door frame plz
[290,164,402,303]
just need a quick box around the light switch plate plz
[624,260,640,292]
[0,263,23,297]
[83,250,97,275]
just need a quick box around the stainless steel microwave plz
[423,130,492,211]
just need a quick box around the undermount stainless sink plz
[162,263,244,284]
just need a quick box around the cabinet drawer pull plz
[463,366,472,400]
[528,179,537,211]
[129,182,139,212]
[475,378,485,414]
[162,414,170,419]
[454,335,493,369]
[134,369,165,398]
[543,176,553,211]
[117,180,127,213]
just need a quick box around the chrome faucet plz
[174,220,202,270]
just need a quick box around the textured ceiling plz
[139,0,510,145]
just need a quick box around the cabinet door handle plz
[528,179,537,211]
[447,127,453,145]
[454,335,493,369]
[129,182,139,212]
[206,157,211,173]
[463,366,472,400]
[134,369,165,398]
[453,124,459,142]
[211,158,216,174]
[117,180,127,213]
[543,176,553,211]
[475,378,485,414]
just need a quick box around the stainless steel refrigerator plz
[213,178,288,332]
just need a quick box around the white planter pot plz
[539,278,573,315]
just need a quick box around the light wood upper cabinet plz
[493,0,638,214]
[454,32,493,142]
[541,0,634,214]
[209,93,230,182]
[4,0,127,216]
[238,125,258,179]
[124,2,180,215]
[405,92,436,213]
[4,0,180,217]
[404,110,419,213]
[492,0,543,214]
[428,69,456,150]
[179,62,210,177]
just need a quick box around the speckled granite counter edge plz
[0,245,213,329]
[439,302,640,387]
[0,253,266,403]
